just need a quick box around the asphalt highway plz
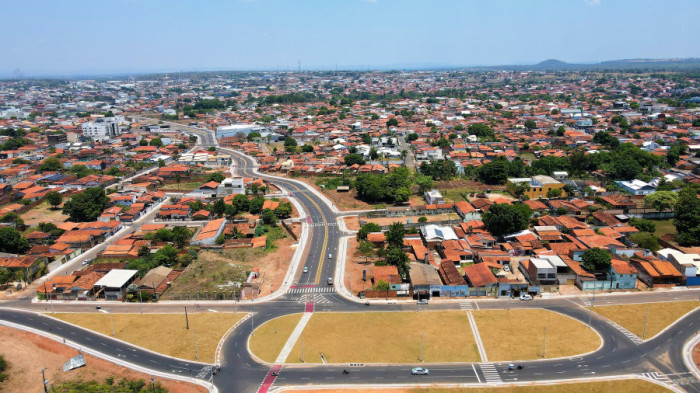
[1,123,700,393]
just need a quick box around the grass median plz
[472,309,600,361]
[284,311,480,364]
[593,300,699,339]
[248,313,302,363]
[50,312,246,361]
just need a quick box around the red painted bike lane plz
[257,364,283,393]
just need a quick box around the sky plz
[1,0,699,77]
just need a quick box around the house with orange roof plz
[190,218,226,246]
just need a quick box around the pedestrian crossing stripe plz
[279,294,333,304]
[608,320,643,344]
[309,222,338,227]
[459,301,474,310]
[288,287,335,294]
[479,363,502,384]
[641,372,673,384]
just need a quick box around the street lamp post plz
[108,309,115,338]
[643,306,649,339]
[150,377,156,393]
[40,368,48,393]
[542,326,547,358]
[420,331,424,362]
[194,328,199,361]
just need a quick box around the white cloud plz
[584,0,601,5]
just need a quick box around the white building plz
[81,118,120,141]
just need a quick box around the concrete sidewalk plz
[275,312,313,364]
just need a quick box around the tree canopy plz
[674,188,700,246]
[419,160,457,181]
[482,203,530,237]
[581,247,612,273]
[62,187,110,222]
[0,227,29,254]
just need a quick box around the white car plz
[519,294,533,301]
[302,266,308,273]
[411,367,429,375]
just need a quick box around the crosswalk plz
[195,366,212,379]
[309,222,338,227]
[459,301,474,310]
[608,320,644,344]
[480,363,502,384]
[641,372,673,384]
[288,286,335,294]
[279,294,333,304]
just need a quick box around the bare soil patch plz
[343,216,361,231]
[291,177,376,211]
[362,213,461,227]
[343,237,375,295]
[20,202,69,227]
[0,325,206,393]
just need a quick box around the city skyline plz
[2,0,700,77]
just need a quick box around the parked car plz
[411,367,429,375]
[519,294,533,301]
[327,277,333,285]
[417,299,428,305]
[303,266,308,273]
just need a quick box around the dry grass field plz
[472,309,600,361]
[20,201,68,226]
[285,311,480,364]
[248,313,302,363]
[593,301,699,339]
[50,312,246,361]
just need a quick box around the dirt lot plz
[362,213,461,227]
[20,201,69,227]
[0,326,206,393]
[282,379,671,393]
[292,177,376,211]
[343,216,361,231]
[344,237,376,295]
[166,225,299,298]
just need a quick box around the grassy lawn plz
[593,301,699,339]
[286,379,671,393]
[472,309,600,361]
[653,219,676,238]
[50,312,246,361]
[248,313,302,363]
[159,180,207,192]
[285,311,480,364]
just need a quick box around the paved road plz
[2,123,700,393]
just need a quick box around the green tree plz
[274,202,293,219]
[232,194,249,213]
[301,144,314,153]
[262,208,278,225]
[249,196,265,214]
[45,190,63,209]
[372,279,390,291]
[247,132,262,141]
[207,172,225,183]
[524,119,537,130]
[386,118,398,128]
[385,246,409,278]
[0,227,29,254]
[358,223,381,240]
[212,199,226,217]
[406,133,419,142]
[482,203,529,237]
[546,188,563,199]
[62,187,110,222]
[415,175,434,193]
[344,153,365,166]
[629,232,660,252]
[418,216,428,223]
[39,156,62,172]
[153,244,179,266]
[674,188,700,246]
[149,138,163,147]
[581,247,612,273]
[643,191,678,212]
[385,222,405,249]
[468,123,495,138]
[358,240,375,262]
[171,226,192,248]
[629,218,656,233]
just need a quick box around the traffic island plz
[472,309,601,361]
[50,312,246,361]
[592,300,699,339]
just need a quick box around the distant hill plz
[476,58,700,72]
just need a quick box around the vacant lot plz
[283,379,671,393]
[362,212,461,227]
[20,201,69,226]
[473,309,600,361]
[285,311,480,364]
[165,227,296,298]
[344,216,361,231]
[50,312,245,362]
[249,313,302,363]
[653,219,677,238]
[0,326,206,393]
[593,301,699,339]
[293,177,376,211]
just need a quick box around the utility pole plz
[40,368,48,393]
[420,331,424,362]
[109,310,115,337]
[150,377,156,393]
[139,290,143,315]
[301,334,305,363]
[542,326,547,358]
[587,288,596,328]
[643,306,649,339]
[194,329,199,361]
[185,306,189,330]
